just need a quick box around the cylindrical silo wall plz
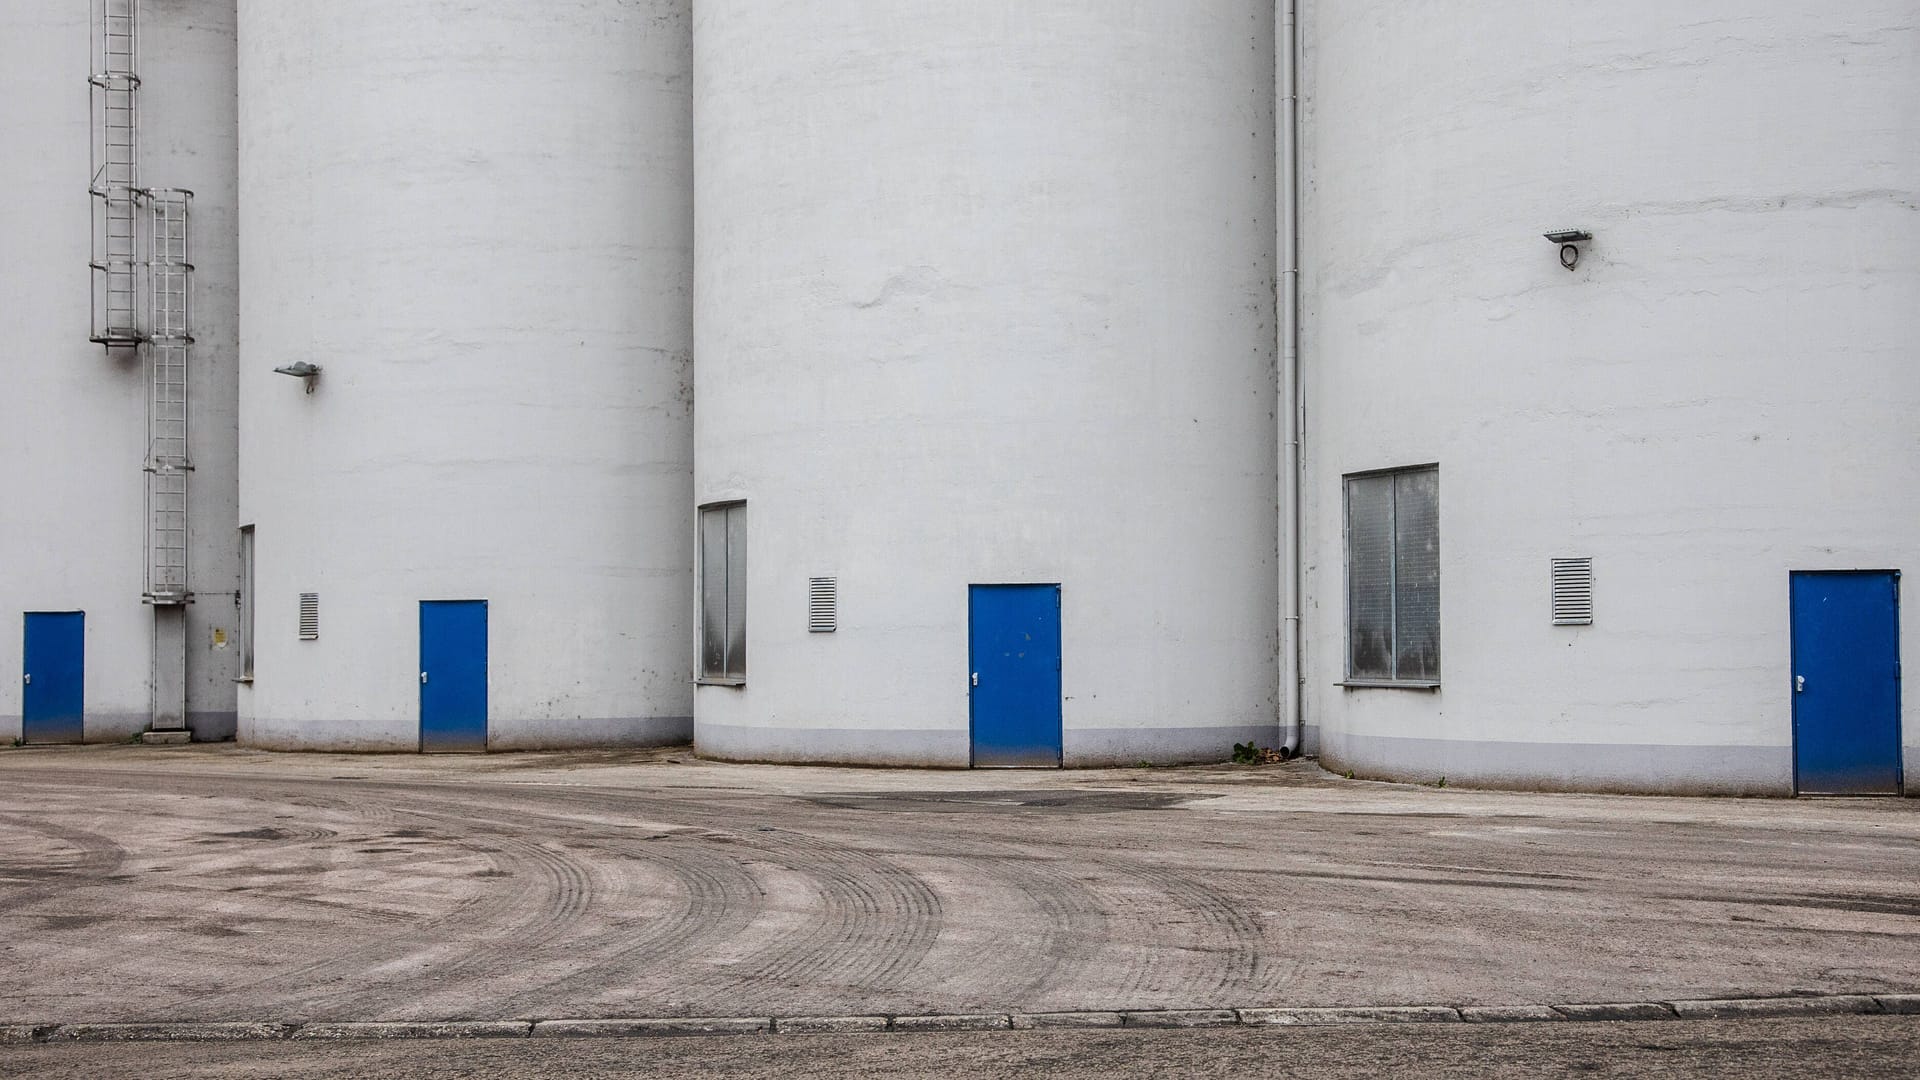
[1298,0,1920,793]
[0,1,241,744]
[694,1,1279,766]
[0,0,147,743]
[237,1,694,750]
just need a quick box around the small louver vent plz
[298,592,320,640]
[1551,558,1594,625]
[808,577,837,633]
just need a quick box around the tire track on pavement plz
[486,839,763,1018]
[175,785,525,1019]
[1089,854,1279,1002]
[645,827,943,1010]
[0,812,128,911]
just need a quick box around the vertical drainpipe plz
[1279,0,1304,756]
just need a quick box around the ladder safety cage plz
[88,0,143,346]
[143,189,194,605]
[87,1,195,603]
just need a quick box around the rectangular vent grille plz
[808,577,837,633]
[298,592,319,640]
[1551,558,1594,625]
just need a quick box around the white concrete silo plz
[693,1,1279,766]
[1,0,242,745]
[237,1,695,750]
[1297,0,1920,794]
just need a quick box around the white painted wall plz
[693,0,1280,766]
[0,0,240,744]
[237,0,695,750]
[1298,0,1920,793]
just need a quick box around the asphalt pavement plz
[1,744,1916,1076]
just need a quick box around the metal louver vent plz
[808,577,837,633]
[298,592,319,640]
[1551,558,1594,625]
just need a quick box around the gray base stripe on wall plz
[187,711,239,741]
[240,716,693,753]
[1067,724,1279,767]
[697,724,969,768]
[696,723,1283,768]
[1319,730,1794,796]
[487,716,693,751]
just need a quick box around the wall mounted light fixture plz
[273,361,322,393]
[1544,230,1592,271]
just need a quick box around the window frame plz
[237,525,255,682]
[696,501,747,686]
[1341,464,1441,690]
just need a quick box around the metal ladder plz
[85,1,192,604]
[143,190,193,605]
[89,0,143,346]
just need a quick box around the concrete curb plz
[775,1016,889,1035]
[534,1018,771,1038]
[3,994,1911,1044]
[293,1021,533,1040]
[1010,1012,1125,1029]
[889,1015,1013,1033]
[1550,1002,1677,1022]
[1668,995,1883,1020]
[1459,1005,1563,1024]
[0,1026,53,1044]
[46,1023,294,1042]
[1120,1010,1239,1029]
[1241,1006,1460,1026]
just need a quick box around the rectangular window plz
[239,526,255,679]
[1345,466,1439,685]
[699,502,746,682]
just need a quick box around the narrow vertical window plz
[699,502,746,681]
[1346,474,1396,680]
[239,526,255,679]
[1345,466,1439,684]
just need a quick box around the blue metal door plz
[23,612,85,744]
[1791,572,1902,795]
[420,601,488,753]
[969,584,1063,768]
